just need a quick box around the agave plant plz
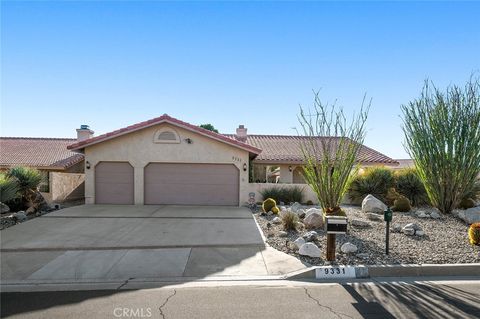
[0,173,20,203]
[401,76,480,214]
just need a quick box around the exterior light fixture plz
[288,166,293,172]
[86,161,91,169]
[243,163,247,171]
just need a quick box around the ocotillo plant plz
[401,76,480,214]
[298,90,370,213]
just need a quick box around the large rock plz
[341,242,358,253]
[458,207,480,224]
[362,194,387,214]
[1,202,10,214]
[298,242,321,258]
[303,212,324,229]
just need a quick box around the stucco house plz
[67,114,398,206]
[0,137,85,202]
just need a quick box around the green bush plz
[0,173,20,203]
[348,167,395,204]
[262,198,277,213]
[281,210,299,231]
[395,168,429,206]
[260,186,304,204]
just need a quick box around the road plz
[1,279,479,319]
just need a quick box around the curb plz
[286,263,480,280]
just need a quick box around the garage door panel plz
[95,162,134,204]
[144,163,239,206]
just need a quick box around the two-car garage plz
[94,162,239,206]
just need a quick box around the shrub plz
[392,196,411,212]
[395,168,429,206]
[262,198,277,213]
[0,173,20,203]
[459,198,475,209]
[468,223,480,246]
[348,167,395,204]
[260,186,304,204]
[281,210,299,231]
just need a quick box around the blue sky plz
[1,1,479,159]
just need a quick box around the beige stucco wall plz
[83,124,250,205]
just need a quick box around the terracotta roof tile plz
[224,134,398,165]
[0,137,84,170]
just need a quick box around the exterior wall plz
[83,124,250,205]
[43,172,85,202]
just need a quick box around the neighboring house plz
[0,137,85,203]
[67,114,399,206]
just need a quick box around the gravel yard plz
[254,205,480,265]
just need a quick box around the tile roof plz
[68,114,262,155]
[224,134,399,165]
[0,137,84,170]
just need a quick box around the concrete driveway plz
[1,205,306,285]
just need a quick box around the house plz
[0,137,85,203]
[67,114,398,206]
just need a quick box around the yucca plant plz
[401,76,480,214]
[298,90,370,214]
[0,173,20,203]
[7,166,42,201]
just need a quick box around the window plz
[153,128,181,144]
[39,171,50,193]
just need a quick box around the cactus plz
[393,196,411,212]
[468,223,480,246]
[459,198,475,209]
[262,198,277,213]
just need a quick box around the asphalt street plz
[1,279,479,319]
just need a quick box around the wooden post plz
[326,234,336,261]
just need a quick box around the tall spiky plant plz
[401,76,480,214]
[298,90,370,213]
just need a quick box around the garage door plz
[95,162,134,204]
[144,163,239,206]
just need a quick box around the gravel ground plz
[254,205,480,265]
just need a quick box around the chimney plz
[76,125,94,141]
[236,125,247,141]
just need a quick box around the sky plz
[1,1,479,159]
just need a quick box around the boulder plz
[294,237,306,249]
[290,202,302,213]
[0,202,10,214]
[272,217,282,224]
[13,211,27,222]
[303,212,324,229]
[341,242,358,253]
[351,219,370,228]
[302,231,318,242]
[366,213,382,221]
[362,194,387,214]
[278,231,288,237]
[458,207,480,224]
[298,242,321,258]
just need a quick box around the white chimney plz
[236,125,247,141]
[76,125,94,141]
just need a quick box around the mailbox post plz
[324,215,348,261]
[384,208,393,255]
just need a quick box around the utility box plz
[324,216,348,234]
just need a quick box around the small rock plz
[298,242,321,258]
[302,231,318,242]
[13,211,27,222]
[366,212,382,221]
[278,231,288,237]
[303,212,324,229]
[272,217,282,224]
[341,242,358,253]
[0,202,10,214]
[294,237,306,249]
[351,219,370,227]
[415,230,425,237]
[362,194,388,214]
